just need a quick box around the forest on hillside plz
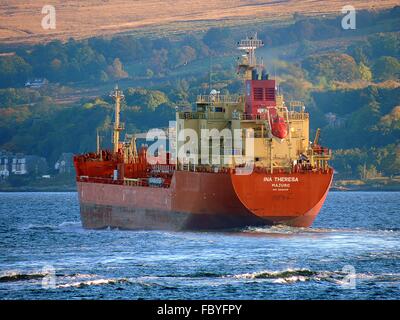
[0,7,399,180]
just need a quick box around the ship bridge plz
[196,94,242,105]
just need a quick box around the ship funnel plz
[261,69,267,80]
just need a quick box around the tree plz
[280,78,311,102]
[369,33,400,60]
[50,58,62,72]
[150,49,169,74]
[296,40,315,56]
[106,58,128,79]
[176,46,196,67]
[358,164,379,180]
[124,87,169,111]
[0,55,32,88]
[373,56,400,82]
[302,53,361,83]
[100,70,109,83]
[293,20,316,40]
[359,62,372,82]
[203,28,233,51]
[349,100,381,131]
[378,106,400,133]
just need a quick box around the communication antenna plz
[209,55,213,91]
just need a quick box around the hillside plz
[0,6,399,191]
[0,0,399,44]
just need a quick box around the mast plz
[110,85,125,153]
[237,33,264,80]
[96,129,103,161]
[96,129,100,154]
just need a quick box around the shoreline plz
[0,186,77,192]
[0,186,399,193]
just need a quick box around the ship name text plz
[263,177,299,183]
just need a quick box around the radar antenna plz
[237,33,264,79]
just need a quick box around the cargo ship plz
[74,35,333,230]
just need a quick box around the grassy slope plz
[0,0,399,44]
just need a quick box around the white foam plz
[57,278,128,288]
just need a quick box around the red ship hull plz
[76,169,333,230]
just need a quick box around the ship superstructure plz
[176,35,330,174]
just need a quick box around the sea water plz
[0,191,399,299]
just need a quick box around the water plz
[0,191,399,300]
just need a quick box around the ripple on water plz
[0,192,399,299]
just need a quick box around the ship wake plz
[241,225,400,236]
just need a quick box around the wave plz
[19,224,58,231]
[228,268,367,284]
[0,271,48,283]
[241,225,340,235]
[57,278,129,288]
[241,225,400,236]
[228,268,400,285]
[133,276,179,290]
[18,221,82,232]
[61,273,97,280]
[3,268,398,289]
[184,271,222,278]
[229,268,319,283]
[58,221,81,228]
[158,271,222,278]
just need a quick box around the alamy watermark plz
[341,5,356,30]
[41,265,56,289]
[41,5,56,30]
[340,265,357,289]
[145,122,255,175]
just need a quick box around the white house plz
[0,157,10,179]
[11,156,27,175]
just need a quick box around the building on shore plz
[25,78,48,88]
[54,153,74,174]
[0,150,12,179]
[0,150,48,179]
